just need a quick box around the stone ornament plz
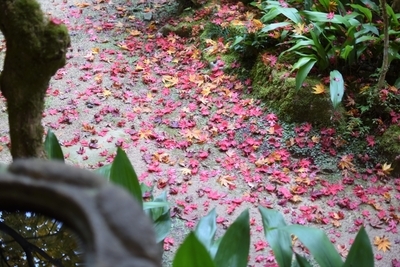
[0,159,161,267]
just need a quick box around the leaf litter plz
[0,0,399,266]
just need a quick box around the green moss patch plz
[250,55,335,126]
[377,125,400,175]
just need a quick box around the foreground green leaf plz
[110,147,142,207]
[259,207,292,267]
[173,232,215,267]
[195,208,217,252]
[94,163,112,179]
[293,253,313,267]
[153,210,172,243]
[44,129,64,161]
[214,210,250,267]
[343,227,373,267]
[283,225,343,267]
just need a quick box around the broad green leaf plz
[231,36,245,49]
[318,0,330,11]
[150,191,169,220]
[302,11,359,26]
[94,163,112,179]
[388,46,400,64]
[343,227,373,267]
[386,4,399,26]
[261,22,291,33]
[282,225,343,267]
[295,59,317,90]
[209,237,222,259]
[293,253,313,267]
[355,35,378,44]
[148,192,171,243]
[292,56,315,70]
[261,8,282,22]
[259,207,292,267]
[349,4,372,22]
[143,201,169,210]
[340,45,354,61]
[173,232,216,267]
[110,147,142,207]
[330,70,344,108]
[361,0,379,12]
[195,208,217,252]
[44,129,64,161]
[214,210,250,267]
[394,77,400,88]
[309,30,328,69]
[358,24,379,36]
[153,209,172,243]
[276,6,302,24]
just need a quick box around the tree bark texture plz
[0,0,70,159]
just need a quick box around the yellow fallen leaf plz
[103,89,111,97]
[129,29,142,36]
[76,2,90,8]
[374,236,391,252]
[181,168,192,175]
[382,162,393,176]
[162,75,178,88]
[293,23,306,35]
[312,83,326,94]
[217,175,236,187]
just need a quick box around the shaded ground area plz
[0,0,399,266]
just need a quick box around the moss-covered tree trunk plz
[0,0,70,159]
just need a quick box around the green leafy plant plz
[43,132,171,244]
[259,207,374,267]
[95,148,171,243]
[173,208,250,267]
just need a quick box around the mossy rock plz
[250,55,336,126]
[377,124,400,175]
[159,23,193,38]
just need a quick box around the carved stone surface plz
[0,159,162,267]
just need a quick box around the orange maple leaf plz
[374,236,391,252]
[129,29,141,36]
[338,154,355,171]
[76,2,90,8]
[138,129,153,139]
[152,152,170,164]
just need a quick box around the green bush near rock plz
[250,55,336,126]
